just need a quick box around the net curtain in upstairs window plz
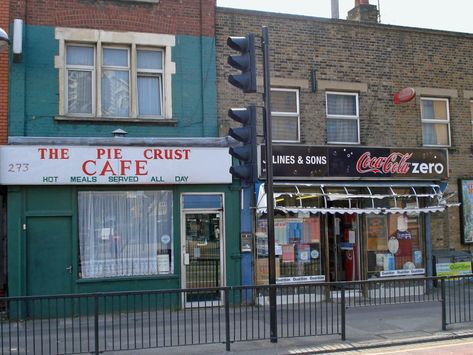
[66,46,94,115]
[102,48,130,117]
[326,93,359,144]
[78,191,173,279]
[271,89,299,142]
[137,49,163,116]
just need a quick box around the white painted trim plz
[56,39,65,116]
[56,27,175,47]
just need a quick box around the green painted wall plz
[7,185,240,296]
[8,25,217,138]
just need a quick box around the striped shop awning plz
[256,182,458,215]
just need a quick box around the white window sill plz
[55,115,177,125]
[327,141,361,145]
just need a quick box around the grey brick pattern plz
[216,7,473,253]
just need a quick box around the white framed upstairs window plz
[102,47,130,117]
[326,92,360,144]
[66,45,95,116]
[137,48,164,117]
[421,97,450,146]
[271,88,300,142]
[56,28,176,120]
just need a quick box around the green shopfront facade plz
[3,141,241,298]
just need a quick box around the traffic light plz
[227,34,257,93]
[228,106,258,183]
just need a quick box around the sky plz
[216,0,473,34]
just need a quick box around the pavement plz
[121,302,473,354]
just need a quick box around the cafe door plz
[182,211,223,305]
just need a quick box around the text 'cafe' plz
[255,146,454,285]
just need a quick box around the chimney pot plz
[348,0,379,23]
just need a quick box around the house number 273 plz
[8,163,29,173]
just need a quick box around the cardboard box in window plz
[255,258,280,286]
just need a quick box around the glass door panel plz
[183,212,221,303]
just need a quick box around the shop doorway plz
[182,211,223,306]
[328,213,361,282]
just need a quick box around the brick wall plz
[0,1,9,144]
[10,0,215,37]
[216,8,473,253]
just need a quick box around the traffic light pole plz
[262,26,277,344]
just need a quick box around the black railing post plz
[94,294,100,355]
[224,288,231,351]
[441,278,447,331]
[341,285,346,341]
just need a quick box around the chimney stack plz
[331,0,339,19]
[348,0,379,23]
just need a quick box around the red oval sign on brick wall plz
[393,87,416,104]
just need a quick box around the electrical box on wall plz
[241,233,253,252]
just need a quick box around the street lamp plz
[0,27,9,52]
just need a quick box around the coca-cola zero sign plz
[260,146,448,180]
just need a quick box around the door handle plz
[66,265,73,273]
[183,253,190,265]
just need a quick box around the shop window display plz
[255,215,324,284]
[366,213,424,278]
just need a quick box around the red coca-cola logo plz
[356,152,412,174]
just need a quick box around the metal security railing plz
[336,276,442,308]
[442,276,473,328]
[0,275,471,354]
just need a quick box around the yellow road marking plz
[364,338,473,355]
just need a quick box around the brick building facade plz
[0,1,9,144]
[216,4,473,283]
[0,0,10,295]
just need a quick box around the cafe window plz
[421,97,450,146]
[271,88,300,142]
[78,190,173,278]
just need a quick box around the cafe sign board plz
[260,146,448,180]
[0,145,232,185]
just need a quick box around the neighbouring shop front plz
[1,140,240,304]
[255,145,452,285]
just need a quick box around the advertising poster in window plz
[366,215,388,251]
[459,179,473,244]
